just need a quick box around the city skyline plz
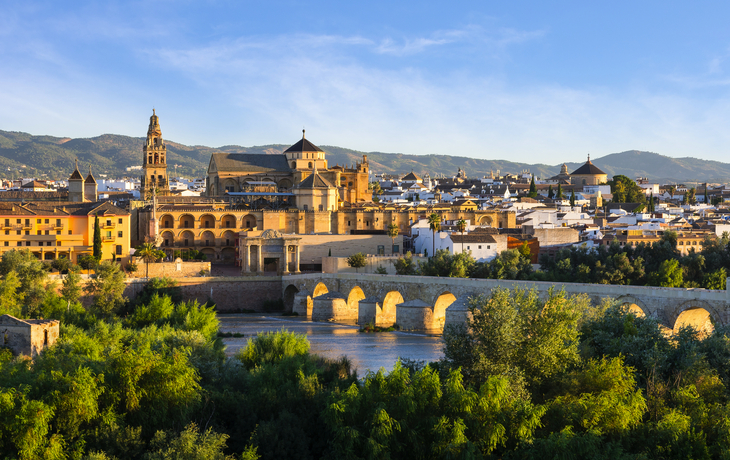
[3,1,730,163]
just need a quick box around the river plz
[218,314,445,376]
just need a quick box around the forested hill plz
[1,129,729,183]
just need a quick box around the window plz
[393,244,399,253]
[377,245,385,255]
[116,245,122,255]
[3,219,7,226]
[45,230,49,235]
[184,238,189,246]
[26,242,30,246]
[164,239,170,247]
[348,221,351,226]
[478,245,482,249]
[16,219,20,224]
[118,218,123,224]
[15,230,19,235]
[68,231,72,235]
[106,219,112,227]
[44,219,49,224]
[36,219,41,224]
[318,205,323,211]
[487,245,491,249]
[55,230,60,235]
[16,242,21,246]
[303,205,308,211]
[37,230,41,235]
[679,241,684,245]
[24,231,29,235]
[56,219,61,227]
[56,241,60,246]
[106,231,112,239]
[467,246,470,250]
[118,231,123,238]
[24,219,29,226]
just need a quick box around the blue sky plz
[3,1,730,164]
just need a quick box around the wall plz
[322,254,428,274]
[531,227,581,247]
[132,259,211,278]
[297,234,404,263]
[124,276,282,311]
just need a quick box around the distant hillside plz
[0,130,727,184]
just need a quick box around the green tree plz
[394,251,417,275]
[556,183,564,200]
[609,175,646,204]
[144,423,240,460]
[0,249,48,297]
[0,271,21,316]
[528,175,537,198]
[85,260,127,316]
[547,184,554,199]
[386,223,399,254]
[686,187,696,205]
[92,215,102,261]
[61,270,83,303]
[418,249,474,278]
[455,218,467,254]
[569,189,576,207]
[442,287,584,392]
[650,259,684,287]
[427,212,441,258]
[136,243,166,279]
[346,252,367,273]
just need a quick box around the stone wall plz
[0,315,59,358]
[132,259,211,278]
[125,276,282,311]
[322,254,428,274]
[298,234,405,263]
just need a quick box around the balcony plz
[102,222,116,229]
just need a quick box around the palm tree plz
[456,218,467,254]
[387,223,399,254]
[427,213,441,258]
[136,242,164,279]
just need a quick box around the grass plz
[359,322,399,333]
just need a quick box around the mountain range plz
[0,129,728,185]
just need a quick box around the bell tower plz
[141,109,169,198]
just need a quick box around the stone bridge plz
[282,273,730,334]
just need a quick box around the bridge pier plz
[292,291,313,317]
[396,299,444,331]
[312,292,357,322]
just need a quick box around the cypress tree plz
[556,184,564,200]
[547,185,554,199]
[529,175,537,197]
[93,214,102,261]
[569,190,576,207]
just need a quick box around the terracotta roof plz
[210,153,292,173]
[402,171,422,181]
[0,201,128,217]
[454,233,497,244]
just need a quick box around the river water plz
[218,314,445,376]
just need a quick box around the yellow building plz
[0,201,131,264]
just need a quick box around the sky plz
[3,1,730,164]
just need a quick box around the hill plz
[0,130,727,184]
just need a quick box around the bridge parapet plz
[282,273,730,332]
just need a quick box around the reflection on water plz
[218,314,445,375]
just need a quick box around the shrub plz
[235,329,310,369]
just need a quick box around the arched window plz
[308,162,313,168]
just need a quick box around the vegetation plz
[387,223,399,253]
[427,212,441,258]
[92,215,102,261]
[609,174,647,204]
[136,243,166,279]
[346,252,367,273]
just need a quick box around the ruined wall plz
[132,259,211,278]
[322,253,426,274]
[125,276,282,311]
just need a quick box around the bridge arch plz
[347,286,366,312]
[674,301,716,337]
[381,291,404,326]
[313,282,329,298]
[283,284,299,312]
[433,291,457,331]
[617,295,647,318]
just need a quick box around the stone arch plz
[221,247,236,264]
[242,214,257,230]
[278,178,293,191]
[221,214,237,229]
[674,301,716,337]
[433,292,457,331]
[380,290,404,326]
[160,214,175,229]
[200,213,216,229]
[221,230,237,246]
[222,178,238,193]
[617,295,647,318]
[179,214,195,229]
[283,284,299,312]
[179,230,195,246]
[200,231,215,246]
[161,231,175,248]
[347,286,366,312]
[313,282,329,298]
[200,248,215,261]
[477,215,493,226]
